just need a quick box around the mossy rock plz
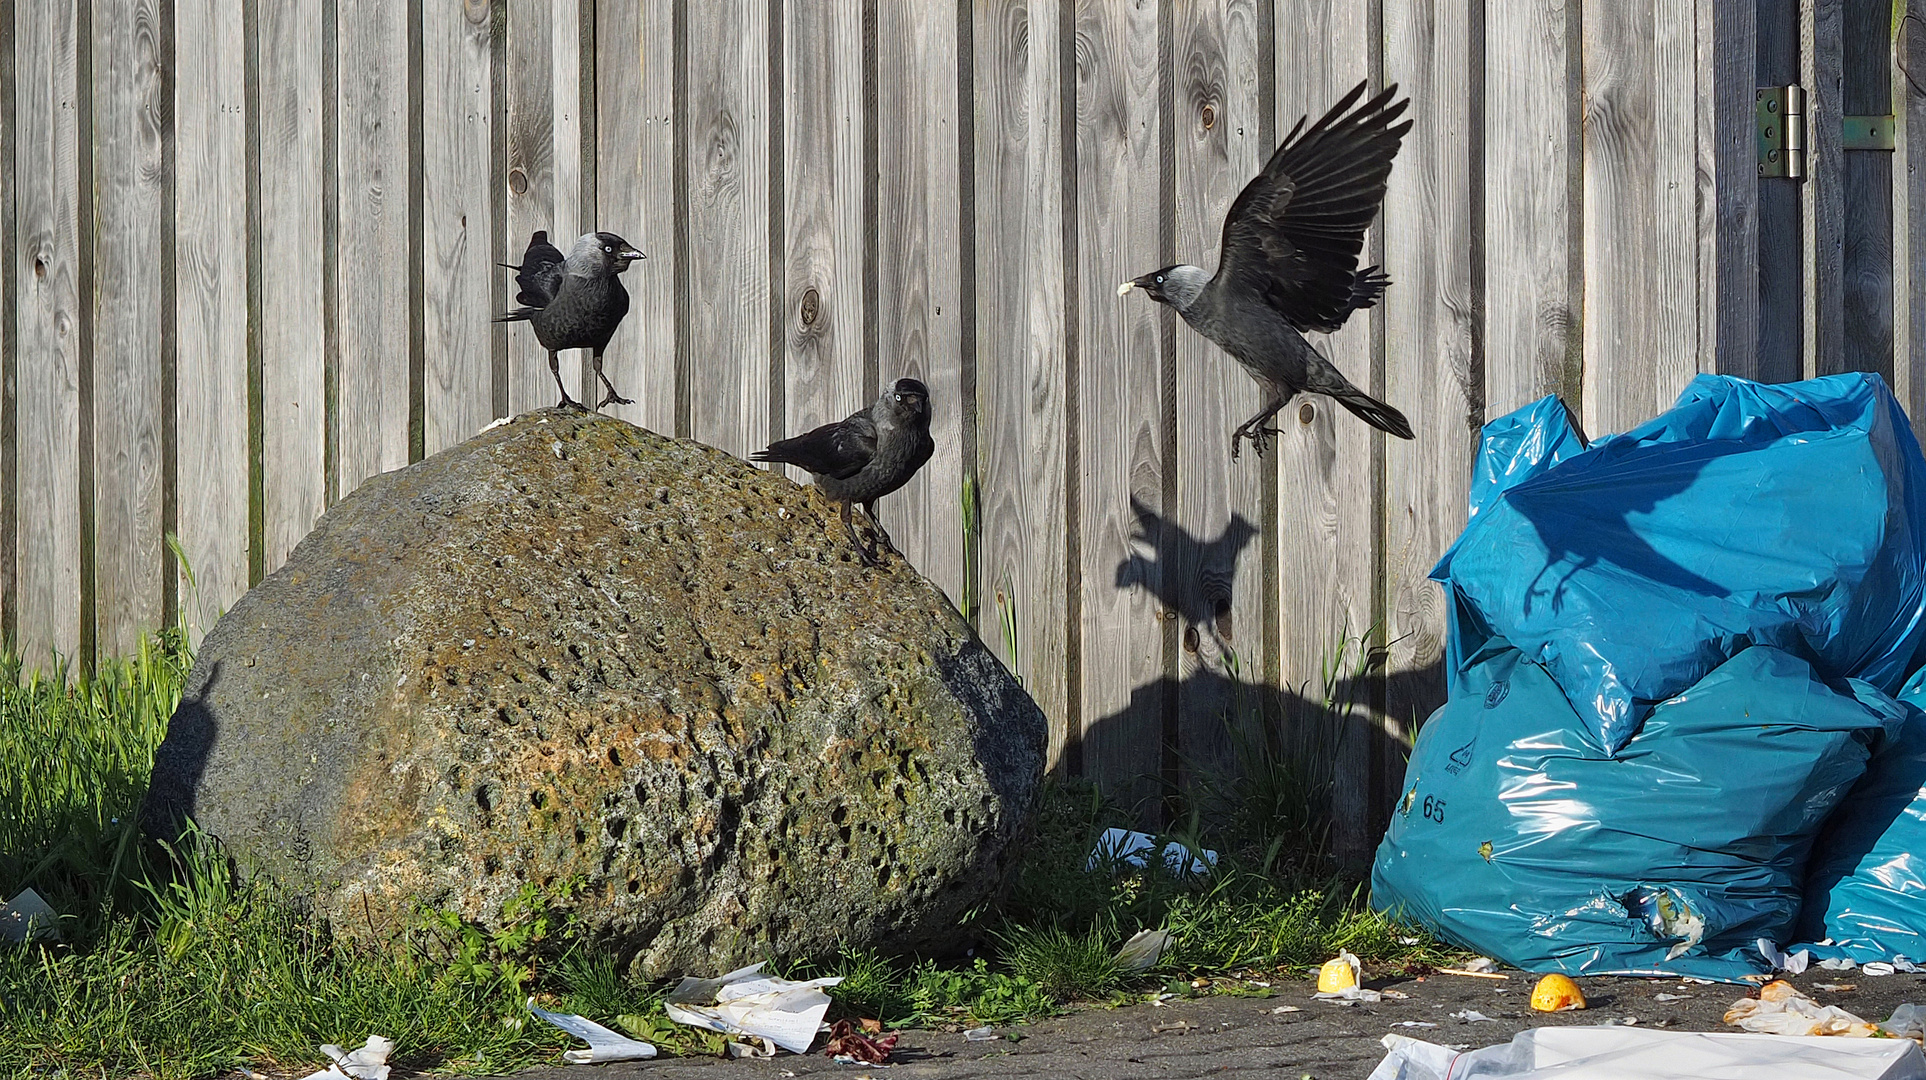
[143,409,1046,977]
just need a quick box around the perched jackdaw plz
[1120,81,1414,459]
[496,230,645,410]
[753,378,936,567]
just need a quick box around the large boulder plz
[144,409,1046,977]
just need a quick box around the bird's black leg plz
[549,351,584,411]
[842,501,880,567]
[1230,396,1289,460]
[862,500,898,558]
[592,349,633,410]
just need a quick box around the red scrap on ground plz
[820,1018,899,1063]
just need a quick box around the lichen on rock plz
[143,408,1047,977]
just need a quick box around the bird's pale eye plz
[1156,275,1165,283]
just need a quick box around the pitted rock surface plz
[143,408,1047,977]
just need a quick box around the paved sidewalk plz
[510,968,1926,1080]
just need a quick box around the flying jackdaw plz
[1119,81,1414,459]
[496,230,645,411]
[753,378,936,567]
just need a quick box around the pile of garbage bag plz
[1373,373,1926,980]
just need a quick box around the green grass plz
[0,625,1452,1078]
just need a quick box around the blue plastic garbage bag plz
[1433,373,1926,753]
[1370,643,1905,981]
[1796,669,1926,963]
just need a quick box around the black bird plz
[753,378,936,567]
[1120,81,1414,459]
[496,229,645,410]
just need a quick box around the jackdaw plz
[1119,81,1414,459]
[753,378,936,567]
[496,229,645,410]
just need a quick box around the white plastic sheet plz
[662,962,842,1054]
[296,1036,394,1080]
[1085,828,1217,876]
[526,999,658,1063]
[1367,1027,1926,1080]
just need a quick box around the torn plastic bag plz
[1366,1027,1926,1080]
[1797,668,1926,962]
[1371,642,1904,980]
[1433,374,1926,753]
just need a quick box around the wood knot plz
[1200,103,1216,130]
[1183,625,1201,653]
[1298,401,1316,425]
[799,287,822,327]
[508,168,529,195]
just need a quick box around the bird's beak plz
[621,248,646,261]
[1116,280,1136,296]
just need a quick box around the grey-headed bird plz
[753,379,936,567]
[497,230,645,411]
[1120,81,1413,459]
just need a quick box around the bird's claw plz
[557,395,588,413]
[598,391,634,409]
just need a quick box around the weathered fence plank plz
[333,0,411,499]
[90,0,166,656]
[875,1,966,611]
[14,0,82,669]
[1805,0,1846,377]
[1484,0,1577,417]
[1898,4,1926,431]
[174,0,247,639]
[1273,0,1379,867]
[504,0,564,414]
[1075,0,1166,818]
[683,0,773,455]
[596,0,675,437]
[1382,0,1474,775]
[973,0,1071,762]
[1842,0,1894,380]
[257,0,327,577]
[421,0,495,455]
[1171,0,1269,788]
[779,0,865,474]
[1697,0,1757,377]
[1652,0,1703,407]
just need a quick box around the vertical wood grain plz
[15,0,82,669]
[974,0,1071,759]
[1273,0,1378,867]
[174,0,247,640]
[1484,0,1579,416]
[257,0,325,576]
[421,0,494,455]
[1170,0,1268,788]
[875,2,966,609]
[334,0,411,497]
[781,1,865,467]
[1758,0,1804,380]
[90,0,167,655]
[595,0,674,436]
[1842,0,1894,380]
[1896,4,1926,434]
[1382,0,1476,776]
[1805,0,1845,377]
[1652,0,1702,404]
[1698,0,1758,377]
[684,0,774,455]
[1076,0,1165,817]
[0,0,16,647]
[504,0,563,413]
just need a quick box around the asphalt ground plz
[507,966,1926,1080]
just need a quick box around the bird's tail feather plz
[493,307,537,324]
[1336,390,1414,440]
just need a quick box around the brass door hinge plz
[1758,85,1806,180]
[1843,115,1897,150]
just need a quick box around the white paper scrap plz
[297,1036,394,1080]
[663,962,842,1055]
[526,999,658,1064]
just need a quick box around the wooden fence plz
[5,0,1924,861]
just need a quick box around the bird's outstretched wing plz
[1212,82,1410,334]
[501,230,565,309]
[752,413,877,480]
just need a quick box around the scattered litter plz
[1868,962,1899,976]
[1150,993,1176,1007]
[1463,957,1499,974]
[1392,1021,1438,1028]
[1399,936,1423,946]
[0,889,58,943]
[962,1026,1000,1042]
[820,1019,898,1064]
[296,1036,393,1080]
[1450,1009,1495,1023]
[1367,1027,1926,1080]
[1318,951,1361,993]
[1380,989,1410,1000]
[1437,967,1507,980]
[1271,1005,1302,1014]
[1150,1020,1193,1034]
[1883,1003,1926,1044]
[1316,987,1381,1005]
[662,962,843,1054]
[1759,939,1812,974]
[1113,928,1171,973]
[1817,983,1860,992]
[727,1040,777,1058]
[526,1000,657,1064]
[1653,993,1692,1002]
[1821,957,1861,971]
[1529,973,1586,1013]
[1601,1016,1640,1027]
[1086,828,1217,876]
[1899,957,1923,973]
[1682,977,1716,985]
[1723,980,1878,1037]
